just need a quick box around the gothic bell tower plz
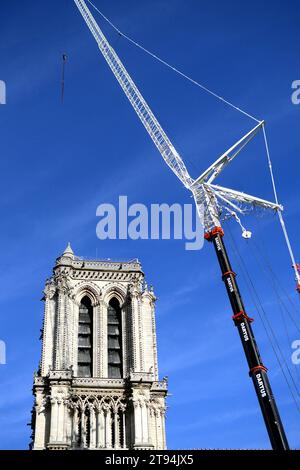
[31,244,168,450]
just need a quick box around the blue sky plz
[1,0,300,449]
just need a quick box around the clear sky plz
[1,0,300,450]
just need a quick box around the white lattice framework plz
[74,0,283,236]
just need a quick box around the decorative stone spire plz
[62,242,74,259]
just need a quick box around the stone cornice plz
[48,370,73,381]
[129,371,155,383]
[71,270,143,282]
[55,257,143,272]
[72,378,126,388]
[151,380,168,392]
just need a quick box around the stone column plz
[141,401,149,444]
[133,401,142,445]
[124,299,133,375]
[105,408,112,449]
[56,400,65,442]
[33,395,47,449]
[41,282,56,376]
[155,409,160,450]
[113,410,119,449]
[64,296,72,370]
[80,408,86,448]
[141,292,155,375]
[65,404,73,447]
[122,410,126,449]
[97,408,105,448]
[99,300,107,377]
[73,303,79,376]
[72,408,79,447]
[130,289,142,371]
[133,397,152,448]
[93,303,100,377]
[149,408,157,450]
[161,408,166,449]
[121,306,126,376]
[89,406,96,449]
[150,298,159,379]
[54,291,64,370]
[49,398,58,443]
[157,407,164,450]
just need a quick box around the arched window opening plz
[78,296,93,377]
[107,298,123,378]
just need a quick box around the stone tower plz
[31,244,167,450]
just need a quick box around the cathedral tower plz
[31,244,167,450]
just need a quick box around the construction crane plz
[74,0,290,450]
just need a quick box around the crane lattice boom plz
[74,0,193,189]
[74,0,282,233]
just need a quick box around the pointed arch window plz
[107,298,123,378]
[77,296,93,377]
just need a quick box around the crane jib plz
[74,0,193,189]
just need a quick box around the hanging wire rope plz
[225,221,300,414]
[251,233,300,384]
[61,0,71,103]
[86,1,299,293]
[278,299,300,385]
[262,126,300,287]
[61,54,67,103]
[264,258,300,317]
[86,0,260,123]
[251,237,300,333]
[257,234,300,319]
[247,238,300,398]
[249,234,300,384]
